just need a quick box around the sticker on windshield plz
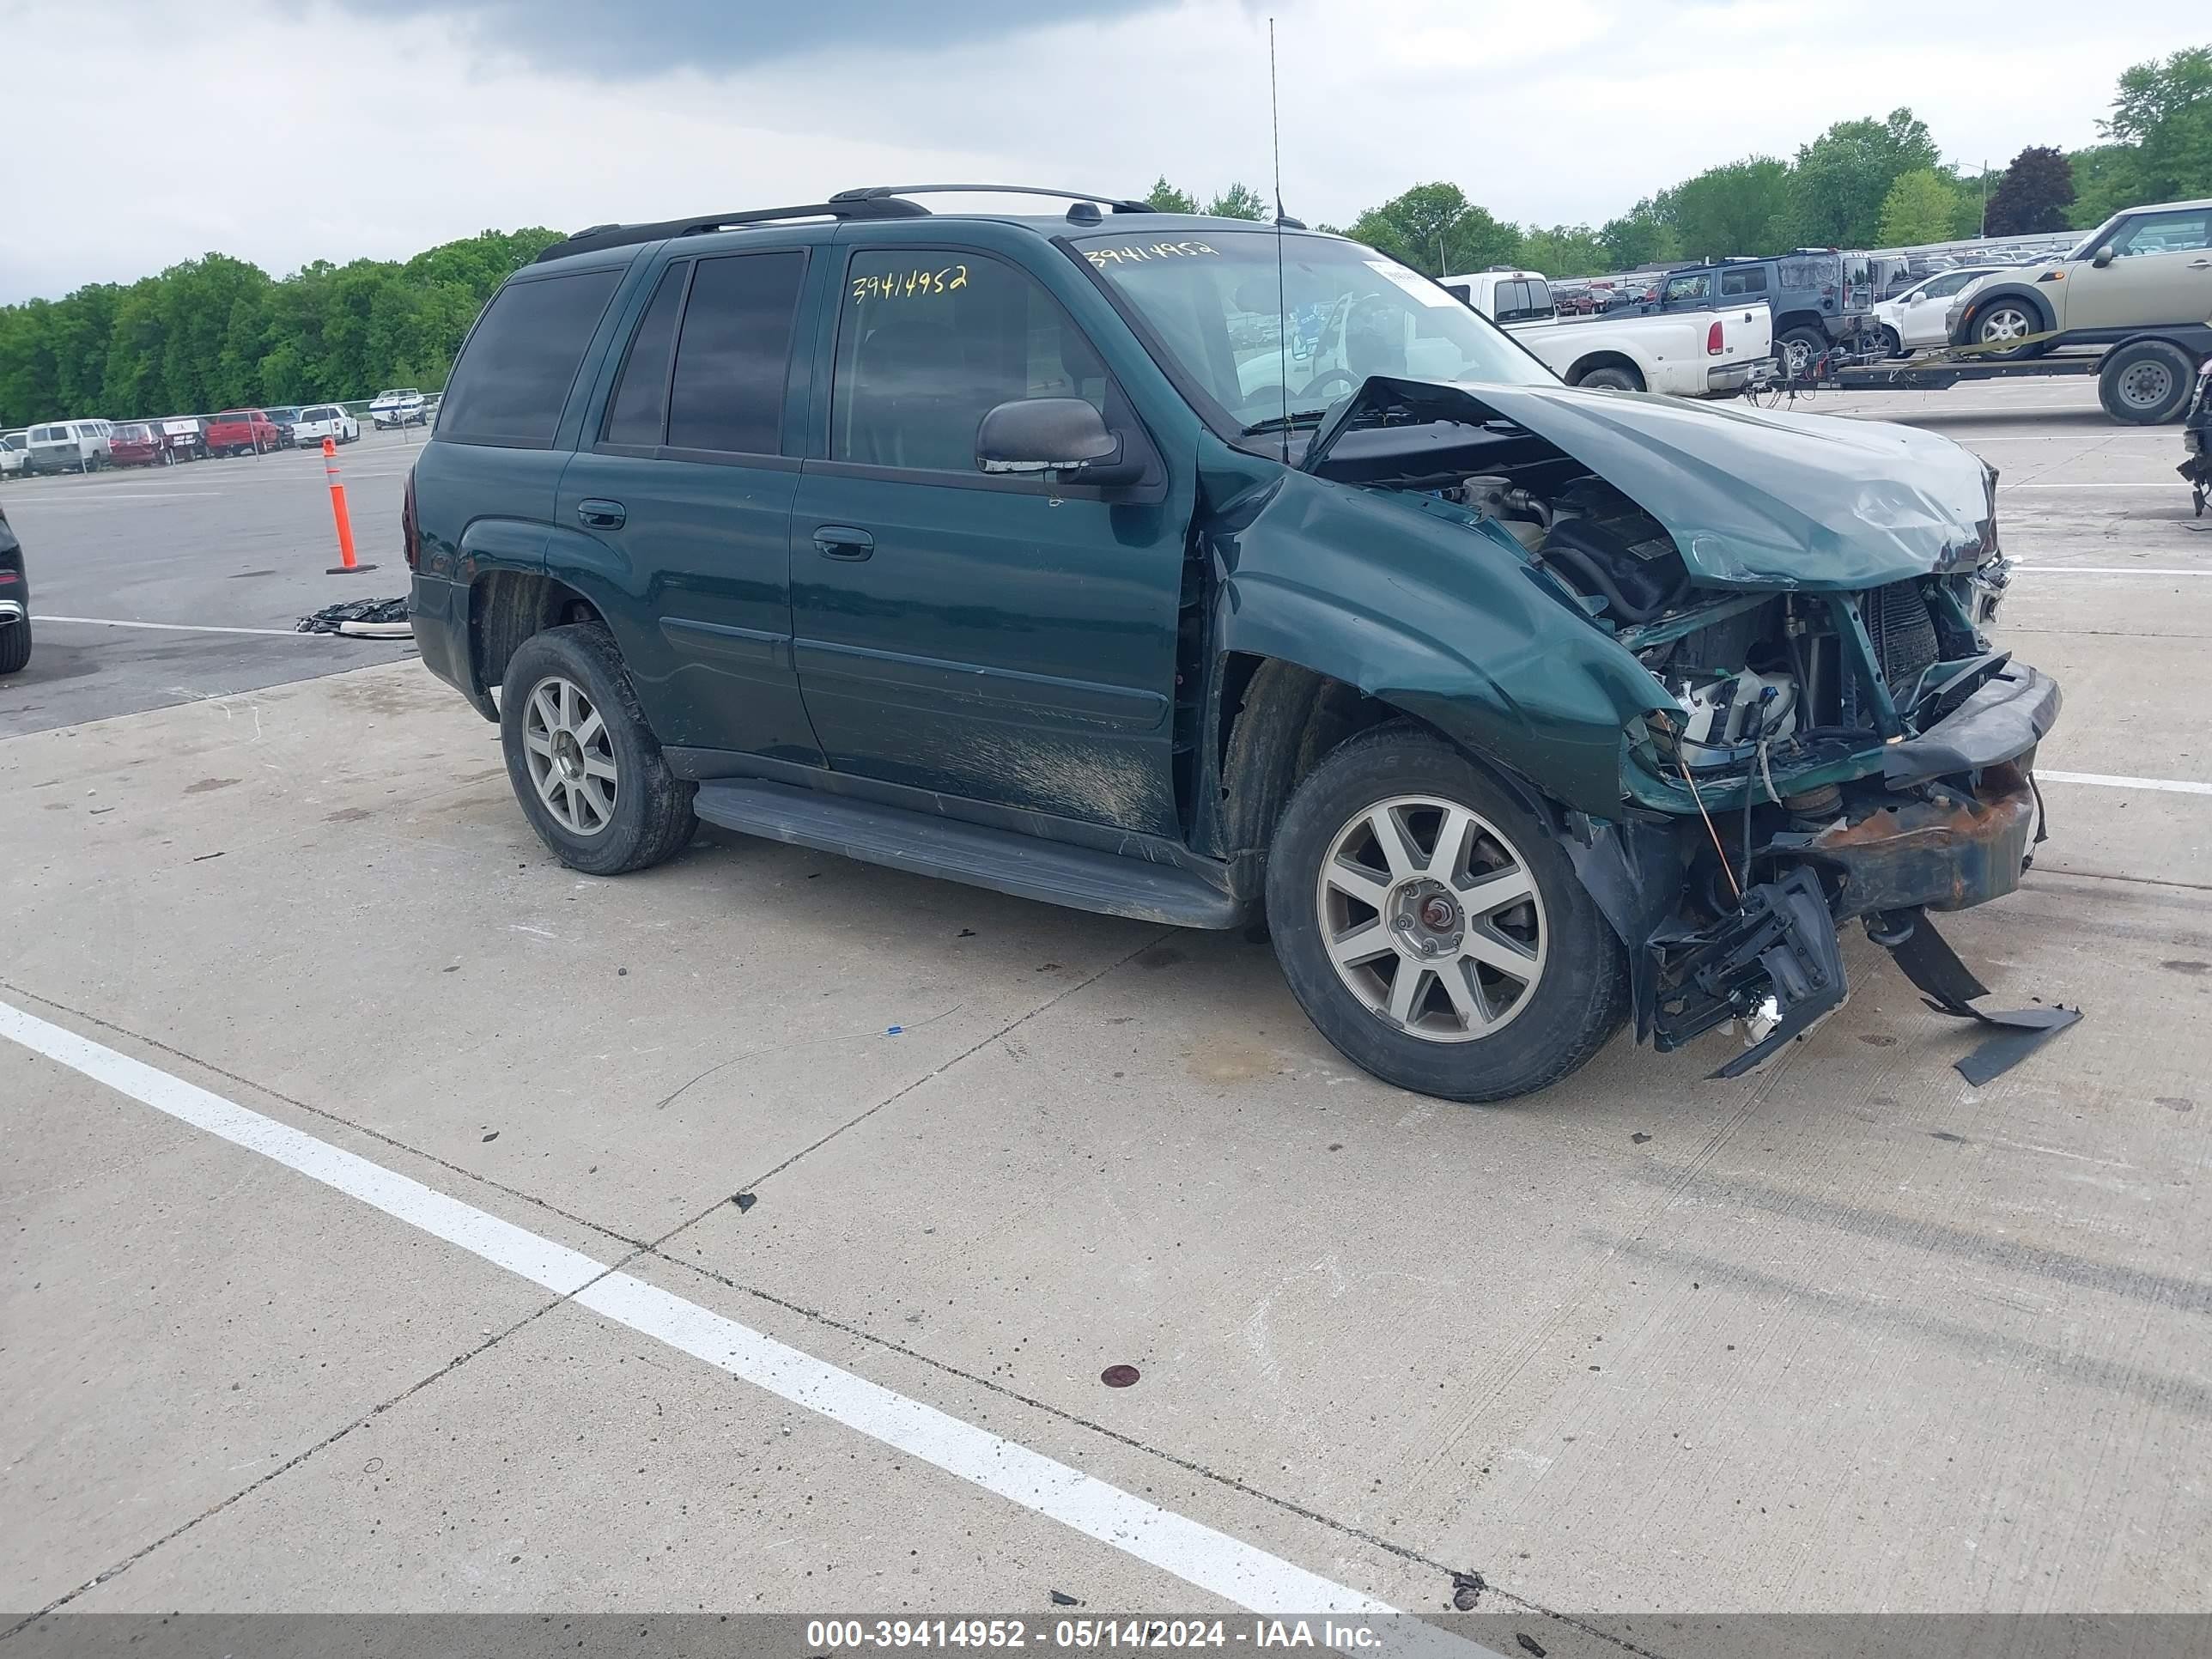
[1364,259,1459,307]
[1084,241,1221,268]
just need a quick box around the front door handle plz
[577,498,626,530]
[2190,258,2212,270]
[813,526,875,561]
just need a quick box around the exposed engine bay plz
[1299,374,2075,1079]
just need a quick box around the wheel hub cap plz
[521,674,618,837]
[1316,795,1548,1044]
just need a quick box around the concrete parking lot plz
[3,382,2207,1638]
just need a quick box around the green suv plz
[407,185,2058,1101]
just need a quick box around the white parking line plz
[1997,483,2185,489]
[39,616,325,638]
[2040,771,2212,797]
[0,997,1470,1630]
[2016,568,2210,577]
[3,491,223,503]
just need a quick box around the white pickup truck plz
[1442,269,1771,398]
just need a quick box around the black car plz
[263,406,304,448]
[1648,249,1877,380]
[0,502,29,677]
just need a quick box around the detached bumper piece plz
[1650,868,1848,1079]
[1878,909,2081,1085]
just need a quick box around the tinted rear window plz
[665,252,807,455]
[437,270,622,448]
[601,262,688,447]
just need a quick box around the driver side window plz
[2110,210,2212,258]
[830,249,1107,473]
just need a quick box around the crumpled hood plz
[1310,377,1998,592]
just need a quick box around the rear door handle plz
[577,498,626,530]
[813,525,875,561]
[2190,258,2212,270]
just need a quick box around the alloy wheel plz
[1315,795,1548,1043]
[521,674,618,836]
[1980,307,2033,345]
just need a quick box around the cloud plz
[347,0,1170,74]
[3,0,2205,303]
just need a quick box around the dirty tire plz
[0,612,29,676]
[1575,364,1642,392]
[1265,723,1627,1103]
[2097,339,2196,425]
[499,622,696,876]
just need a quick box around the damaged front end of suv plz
[1263,375,2069,1077]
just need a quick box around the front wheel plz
[1879,325,1905,359]
[1972,300,2047,360]
[499,623,696,876]
[1265,725,1627,1102]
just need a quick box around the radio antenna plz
[1270,16,1291,462]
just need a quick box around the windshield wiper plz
[1238,408,1332,436]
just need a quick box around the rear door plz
[552,244,822,762]
[787,240,1183,835]
[2069,208,2212,330]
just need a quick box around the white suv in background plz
[290,404,361,446]
[0,430,27,478]
[1872,265,2008,356]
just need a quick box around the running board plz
[691,779,1243,930]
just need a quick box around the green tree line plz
[0,228,559,428]
[1154,44,2210,280]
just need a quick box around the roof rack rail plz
[533,197,931,264]
[830,184,1156,215]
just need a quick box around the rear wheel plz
[2098,339,2197,425]
[499,623,696,876]
[1264,725,1627,1103]
[0,613,30,676]
[1574,364,1642,392]
[1778,329,1827,382]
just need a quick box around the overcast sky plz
[3,0,2202,303]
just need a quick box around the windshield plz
[1075,229,1553,434]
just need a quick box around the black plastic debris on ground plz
[297,596,410,634]
[1883,913,2083,1083]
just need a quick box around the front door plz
[789,245,1185,836]
[2067,207,2212,331]
[555,249,821,763]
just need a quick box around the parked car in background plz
[370,388,428,428]
[107,421,167,466]
[24,420,112,474]
[1873,265,2008,356]
[0,501,28,676]
[289,404,361,446]
[0,430,26,478]
[1952,198,2212,358]
[1443,267,1771,397]
[158,416,209,461]
[1649,250,1876,378]
[262,406,303,447]
[204,409,281,456]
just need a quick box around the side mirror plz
[2091,246,2116,269]
[975,398,1136,483]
